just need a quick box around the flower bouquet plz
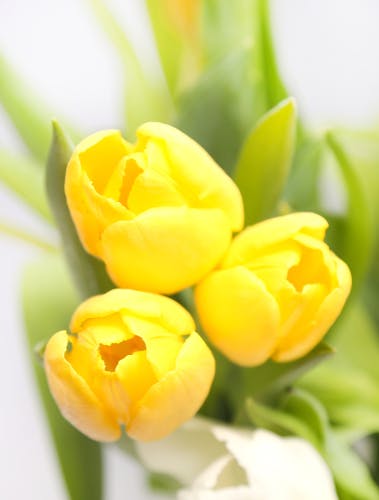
[2,1,379,499]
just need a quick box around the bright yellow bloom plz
[65,122,243,294]
[195,213,351,366]
[44,289,215,442]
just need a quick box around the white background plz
[1,1,379,499]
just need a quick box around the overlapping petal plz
[65,123,244,292]
[44,290,214,442]
[195,212,351,366]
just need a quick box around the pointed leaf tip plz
[234,97,297,224]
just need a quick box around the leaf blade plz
[45,121,113,299]
[234,97,297,224]
[0,55,52,162]
[0,149,51,220]
[22,254,103,500]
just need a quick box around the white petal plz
[212,428,337,500]
[135,417,225,486]
[178,485,253,500]
[193,455,233,490]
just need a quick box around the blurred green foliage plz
[1,0,379,498]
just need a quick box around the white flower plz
[136,418,337,500]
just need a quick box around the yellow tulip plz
[195,213,351,366]
[65,122,243,294]
[44,289,215,442]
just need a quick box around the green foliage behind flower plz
[1,1,379,499]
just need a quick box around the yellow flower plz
[195,213,351,366]
[44,289,215,442]
[65,122,243,294]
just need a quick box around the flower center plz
[287,247,330,292]
[99,336,146,371]
[119,160,143,206]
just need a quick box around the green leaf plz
[201,0,254,65]
[88,0,173,136]
[301,365,379,440]
[146,0,201,96]
[254,0,288,108]
[148,472,182,493]
[177,47,264,173]
[329,435,379,500]
[200,0,287,110]
[326,130,379,292]
[177,0,290,174]
[281,388,329,448]
[0,149,51,220]
[285,136,325,212]
[46,121,113,299]
[22,254,103,500]
[332,303,379,380]
[299,304,379,438]
[240,342,334,402]
[0,54,52,162]
[245,397,318,446]
[234,97,296,224]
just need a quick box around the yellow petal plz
[195,267,280,366]
[103,154,145,203]
[65,132,132,257]
[74,130,131,193]
[289,233,339,290]
[135,122,244,231]
[71,289,195,335]
[127,332,215,441]
[101,207,231,294]
[224,212,328,267]
[44,331,121,442]
[122,315,184,378]
[116,350,157,411]
[128,168,187,214]
[273,258,352,362]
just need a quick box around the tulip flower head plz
[44,289,215,442]
[195,212,351,366]
[65,123,243,294]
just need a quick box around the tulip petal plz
[116,350,157,412]
[224,212,328,267]
[71,289,195,335]
[65,321,133,423]
[290,233,340,289]
[135,417,227,487]
[65,133,133,256]
[136,122,244,231]
[127,333,215,441]
[122,316,184,378]
[74,130,131,193]
[195,267,280,366]
[211,428,337,500]
[44,331,121,442]
[128,167,187,213]
[273,258,352,362]
[101,207,231,294]
[103,154,144,203]
[179,486,253,500]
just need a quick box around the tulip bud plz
[44,289,215,442]
[64,122,243,294]
[195,212,351,366]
